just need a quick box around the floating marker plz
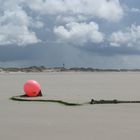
[23,80,41,97]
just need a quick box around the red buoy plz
[24,80,41,97]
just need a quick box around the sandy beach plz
[1,72,140,140]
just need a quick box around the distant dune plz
[1,66,140,73]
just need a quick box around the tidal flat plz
[0,72,140,140]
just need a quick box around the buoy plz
[23,80,41,97]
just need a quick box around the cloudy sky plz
[0,0,140,68]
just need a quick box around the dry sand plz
[0,72,140,140]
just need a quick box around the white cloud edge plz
[131,8,140,13]
[0,0,42,46]
[109,24,140,47]
[54,21,104,46]
[25,0,124,22]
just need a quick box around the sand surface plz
[0,72,140,140]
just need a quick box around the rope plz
[10,96,140,106]
[10,96,88,106]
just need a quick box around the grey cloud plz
[82,44,140,56]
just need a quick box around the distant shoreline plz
[1,66,140,73]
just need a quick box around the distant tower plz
[63,63,65,69]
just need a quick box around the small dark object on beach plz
[20,90,42,97]
[90,99,119,104]
[90,99,95,104]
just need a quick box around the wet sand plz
[0,72,140,140]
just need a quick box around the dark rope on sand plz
[90,99,140,104]
[10,96,85,106]
[10,95,140,106]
